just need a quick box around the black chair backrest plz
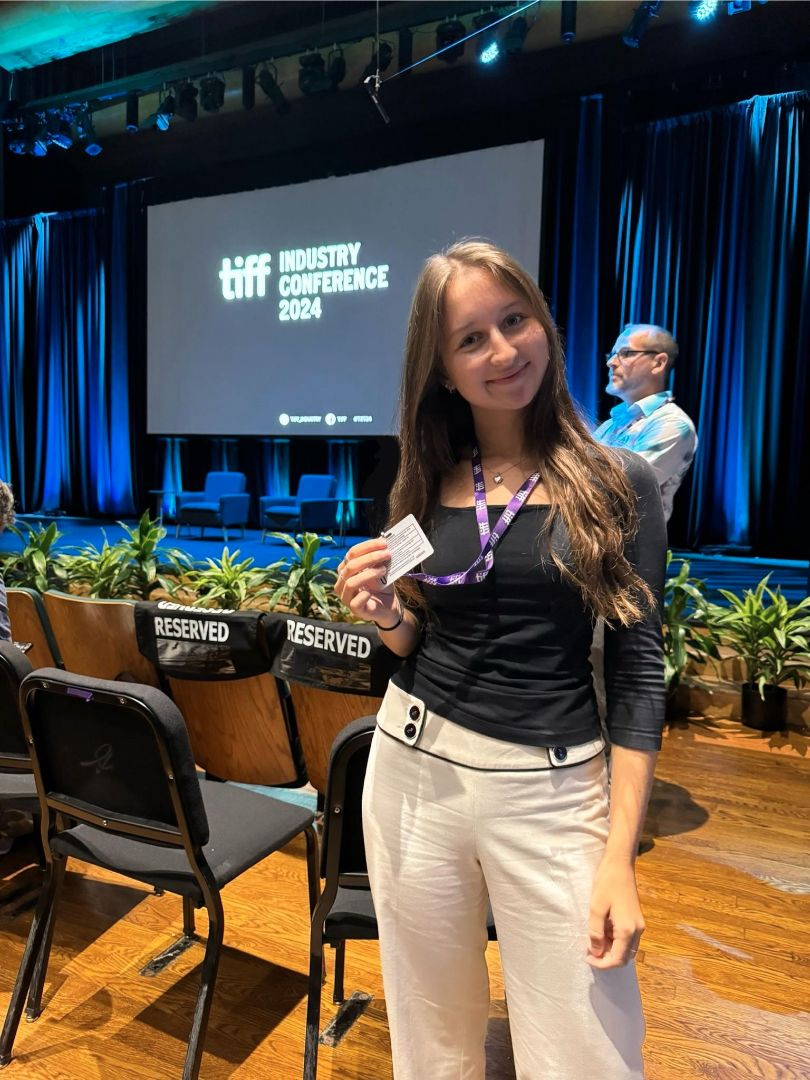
[320,716,376,881]
[266,612,401,696]
[135,602,287,681]
[0,640,34,764]
[20,668,209,849]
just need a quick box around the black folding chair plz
[0,641,38,827]
[303,716,496,1080]
[0,667,319,1080]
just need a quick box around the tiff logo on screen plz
[219,253,272,300]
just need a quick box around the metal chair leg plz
[0,861,59,1065]
[303,922,325,1080]
[25,856,67,1021]
[181,892,224,1080]
[303,825,320,917]
[183,895,196,937]
[332,941,346,1004]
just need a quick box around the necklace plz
[481,458,530,485]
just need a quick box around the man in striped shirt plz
[594,324,697,522]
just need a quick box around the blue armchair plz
[175,471,251,542]
[259,474,338,540]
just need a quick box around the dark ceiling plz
[2,1,809,217]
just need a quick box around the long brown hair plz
[389,239,653,625]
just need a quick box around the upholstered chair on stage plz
[175,471,251,542]
[259,474,337,539]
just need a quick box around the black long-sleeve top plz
[392,451,667,751]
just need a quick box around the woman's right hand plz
[334,538,399,626]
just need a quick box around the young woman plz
[335,240,666,1080]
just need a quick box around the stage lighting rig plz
[125,91,139,133]
[75,108,102,155]
[360,40,393,84]
[199,74,225,112]
[474,12,502,64]
[299,52,332,94]
[258,64,290,113]
[503,15,529,54]
[47,111,73,150]
[436,18,466,63]
[623,1,663,48]
[560,1,577,43]
[176,82,198,121]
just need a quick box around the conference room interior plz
[0,2,808,1078]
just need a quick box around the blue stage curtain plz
[615,92,810,554]
[259,438,290,498]
[0,196,137,516]
[328,439,359,531]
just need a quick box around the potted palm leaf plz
[662,553,720,720]
[704,576,810,731]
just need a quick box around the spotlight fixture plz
[503,15,529,54]
[258,64,290,114]
[156,93,175,131]
[327,47,347,88]
[125,91,139,133]
[75,108,102,155]
[199,73,225,112]
[474,12,502,64]
[622,1,663,48]
[242,66,255,110]
[560,1,577,43]
[436,18,466,63]
[360,40,393,84]
[176,82,198,121]
[299,52,332,94]
[29,114,48,157]
[47,111,73,150]
[689,0,720,18]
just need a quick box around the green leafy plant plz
[703,575,810,698]
[58,537,135,599]
[183,547,282,610]
[1,522,68,593]
[267,531,349,621]
[116,511,190,600]
[662,552,720,696]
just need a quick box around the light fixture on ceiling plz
[299,52,332,94]
[199,74,225,112]
[125,91,139,133]
[76,108,102,155]
[176,82,198,121]
[689,0,720,19]
[504,15,529,54]
[436,18,466,63]
[560,1,577,43]
[360,40,393,84]
[258,64,290,114]
[623,1,663,48]
[474,12,502,64]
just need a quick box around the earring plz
[443,383,456,394]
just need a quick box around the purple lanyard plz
[408,445,541,586]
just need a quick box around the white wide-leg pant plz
[362,682,646,1080]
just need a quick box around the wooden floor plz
[1,717,808,1080]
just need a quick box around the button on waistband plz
[404,723,417,739]
[408,705,421,720]
[553,746,568,762]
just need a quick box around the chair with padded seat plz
[303,716,496,1080]
[0,668,319,1080]
[175,471,251,542]
[260,474,337,540]
[0,642,39,840]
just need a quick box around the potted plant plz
[662,553,720,719]
[266,531,352,621]
[704,575,810,732]
[168,547,282,610]
[1,522,68,593]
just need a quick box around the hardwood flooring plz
[1,717,807,1080]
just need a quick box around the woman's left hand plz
[585,856,645,969]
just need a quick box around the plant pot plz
[741,682,787,732]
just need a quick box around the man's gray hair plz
[623,323,679,373]
[0,480,16,531]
